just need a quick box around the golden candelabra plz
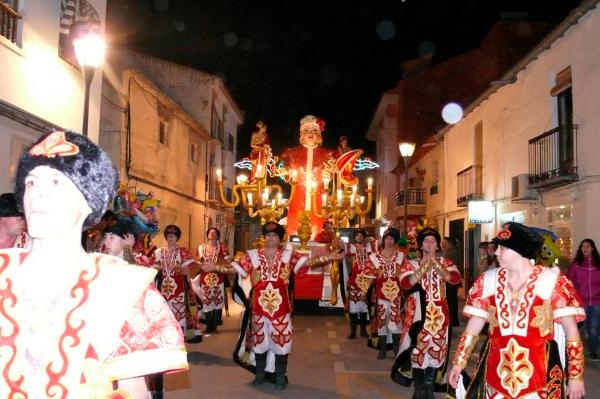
[216,169,297,244]
[310,175,374,305]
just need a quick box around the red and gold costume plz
[280,145,333,235]
[0,249,187,398]
[462,265,585,398]
[232,248,308,354]
[153,245,202,340]
[399,257,461,369]
[347,242,375,314]
[370,250,406,335]
[194,242,231,312]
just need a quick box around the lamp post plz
[73,33,106,137]
[399,142,416,237]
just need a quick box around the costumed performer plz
[228,222,343,389]
[193,227,232,334]
[447,222,585,399]
[398,227,461,398]
[0,130,187,398]
[345,227,375,339]
[152,224,203,343]
[369,227,409,359]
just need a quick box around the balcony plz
[0,2,19,44]
[457,165,482,207]
[528,125,578,189]
[395,188,426,217]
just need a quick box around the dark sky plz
[106,0,581,156]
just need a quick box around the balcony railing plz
[395,188,426,218]
[395,188,425,207]
[528,124,578,188]
[457,165,482,207]
[1,2,19,44]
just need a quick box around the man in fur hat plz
[448,222,585,399]
[230,222,342,389]
[398,227,461,398]
[0,131,188,398]
[280,115,334,235]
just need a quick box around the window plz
[1,0,20,44]
[227,133,234,152]
[190,142,198,163]
[211,105,223,141]
[159,120,168,145]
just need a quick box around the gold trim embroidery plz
[497,338,533,397]
[258,283,283,317]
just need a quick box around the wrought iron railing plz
[395,189,425,207]
[0,2,19,44]
[528,124,578,188]
[457,165,482,206]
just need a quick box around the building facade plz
[0,0,107,192]
[401,0,600,282]
[101,49,243,251]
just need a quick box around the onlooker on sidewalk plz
[442,237,461,327]
[569,238,600,360]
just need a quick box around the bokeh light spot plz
[174,20,186,32]
[441,103,464,124]
[376,20,396,41]
[153,0,169,12]
[224,32,239,47]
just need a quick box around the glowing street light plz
[399,142,416,237]
[73,33,106,137]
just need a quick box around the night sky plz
[106,0,581,156]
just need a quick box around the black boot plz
[377,335,387,359]
[275,354,288,390]
[347,313,358,339]
[204,311,215,333]
[147,373,163,399]
[252,352,267,386]
[391,333,400,356]
[423,367,437,399]
[359,312,369,337]
[411,368,425,399]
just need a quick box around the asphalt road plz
[165,299,600,398]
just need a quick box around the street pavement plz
[165,299,600,398]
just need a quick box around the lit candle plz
[291,169,298,182]
[236,174,248,185]
[247,192,253,206]
[337,189,343,203]
[262,188,269,204]
[216,168,222,181]
[367,177,373,190]
[350,194,355,205]
[352,185,357,195]
[360,195,365,204]
[322,193,327,206]
[323,175,330,189]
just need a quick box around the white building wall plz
[0,0,107,192]
[440,4,600,254]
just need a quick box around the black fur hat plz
[417,227,441,248]
[492,222,544,260]
[382,227,400,244]
[15,131,118,230]
[105,219,136,239]
[164,224,182,240]
[0,193,23,217]
[262,221,286,240]
[353,228,367,240]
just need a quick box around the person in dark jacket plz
[569,238,600,360]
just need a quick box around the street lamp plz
[73,33,106,137]
[399,142,416,237]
